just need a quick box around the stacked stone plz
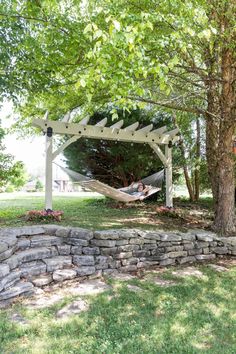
[219,237,236,256]
[0,225,235,306]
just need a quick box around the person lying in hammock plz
[125,181,150,197]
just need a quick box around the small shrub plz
[5,185,15,193]
[26,209,64,222]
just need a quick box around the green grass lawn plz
[0,194,213,231]
[0,264,235,354]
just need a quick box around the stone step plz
[0,281,34,301]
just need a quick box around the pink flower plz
[26,210,64,222]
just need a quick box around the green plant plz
[35,179,44,192]
[26,210,64,222]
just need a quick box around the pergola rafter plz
[33,115,180,210]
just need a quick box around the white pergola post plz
[165,144,173,208]
[45,129,53,210]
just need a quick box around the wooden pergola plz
[33,114,180,210]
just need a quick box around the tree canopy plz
[0,0,223,120]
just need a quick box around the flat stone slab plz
[53,269,77,282]
[142,276,177,287]
[68,280,111,296]
[56,299,89,319]
[0,282,34,301]
[30,235,63,248]
[152,277,177,287]
[207,264,229,272]
[106,272,137,281]
[20,260,47,277]
[0,264,10,278]
[127,284,143,293]
[0,271,21,292]
[218,237,236,246]
[43,256,72,272]
[25,293,63,309]
[172,267,205,279]
[9,312,29,325]
[31,274,53,287]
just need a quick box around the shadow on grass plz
[1,267,235,354]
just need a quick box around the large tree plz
[0,0,235,234]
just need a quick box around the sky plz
[1,100,66,179]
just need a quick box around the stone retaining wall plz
[0,225,235,305]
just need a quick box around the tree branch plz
[127,95,218,118]
[0,12,69,35]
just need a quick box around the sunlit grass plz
[0,265,235,353]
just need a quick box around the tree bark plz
[211,47,236,234]
[194,117,201,201]
[173,114,196,201]
[203,1,236,235]
[212,125,235,234]
[178,137,196,201]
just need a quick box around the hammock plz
[55,164,164,202]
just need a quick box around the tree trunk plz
[178,137,196,201]
[212,125,235,234]
[194,117,201,201]
[203,2,236,235]
[173,114,196,201]
[211,48,236,234]
[205,88,220,207]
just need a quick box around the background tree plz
[1,0,235,233]
[35,179,43,192]
[0,125,27,191]
[174,113,210,201]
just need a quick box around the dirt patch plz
[107,199,214,232]
[214,257,236,267]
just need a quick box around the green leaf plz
[80,78,86,88]
[84,23,92,34]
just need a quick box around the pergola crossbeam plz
[33,119,179,145]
